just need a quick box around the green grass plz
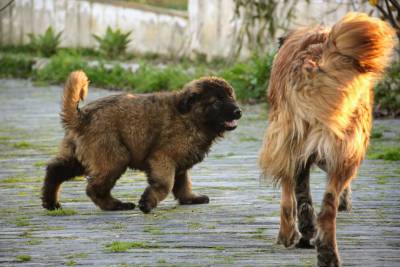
[65,260,77,266]
[15,217,30,227]
[1,176,40,183]
[26,239,42,245]
[66,253,88,259]
[19,231,32,238]
[213,246,225,251]
[0,53,34,78]
[34,160,47,167]
[16,255,31,262]
[46,208,77,216]
[12,141,33,149]
[376,175,390,185]
[370,148,400,161]
[188,222,202,230]
[105,241,159,252]
[239,136,258,142]
[143,226,163,235]
[370,130,383,139]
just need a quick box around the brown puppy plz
[41,71,241,213]
[259,13,396,266]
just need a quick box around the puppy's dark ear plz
[177,91,198,113]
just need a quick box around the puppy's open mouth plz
[224,120,238,130]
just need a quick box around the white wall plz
[0,0,189,56]
[0,0,374,59]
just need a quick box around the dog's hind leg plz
[338,185,352,212]
[277,178,300,247]
[295,160,316,248]
[313,167,357,267]
[173,170,209,205]
[139,153,175,213]
[85,139,134,211]
[42,157,84,210]
[86,166,135,211]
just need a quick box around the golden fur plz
[259,13,396,266]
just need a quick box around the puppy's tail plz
[322,12,396,75]
[61,71,88,131]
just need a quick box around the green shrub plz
[0,53,34,78]
[369,147,400,161]
[375,60,400,117]
[125,0,188,10]
[34,51,87,83]
[28,27,62,57]
[220,53,274,101]
[93,27,132,58]
[86,64,133,90]
[129,64,193,92]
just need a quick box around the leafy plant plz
[0,53,34,78]
[220,53,274,101]
[374,60,400,117]
[129,64,193,92]
[93,27,132,58]
[28,27,62,57]
[231,0,307,58]
[34,51,87,84]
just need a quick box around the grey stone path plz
[0,79,399,267]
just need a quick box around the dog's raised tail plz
[323,12,396,75]
[61,71,88,131]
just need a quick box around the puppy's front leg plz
[139,154,175,213]
[173,170,209,205]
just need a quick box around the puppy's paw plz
[179,194,209,205]
[138,196,156,214]
[138,201,152,214]
[276,228,300,248]
[42,200,61,210]
[117,202,135,210]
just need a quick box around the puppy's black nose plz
[233,108,242,119]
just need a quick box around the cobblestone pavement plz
[0,79,399,266]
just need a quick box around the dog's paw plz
[338,199,352,212]
[138,201,152,214]
[138,196,156,214]
[295,236,315,249]
[276,228,300,248]
[313,233,341,267]
[117,202,135,210]
[42,201,62,210]
[179,194,210,205]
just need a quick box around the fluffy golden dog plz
[259,13,396,266]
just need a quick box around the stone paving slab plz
[0,79,399,266]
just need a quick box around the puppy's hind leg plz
[173,170,209,205]
[85,140,135,211]
[86,167,135,211]
[42,157,84,210]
